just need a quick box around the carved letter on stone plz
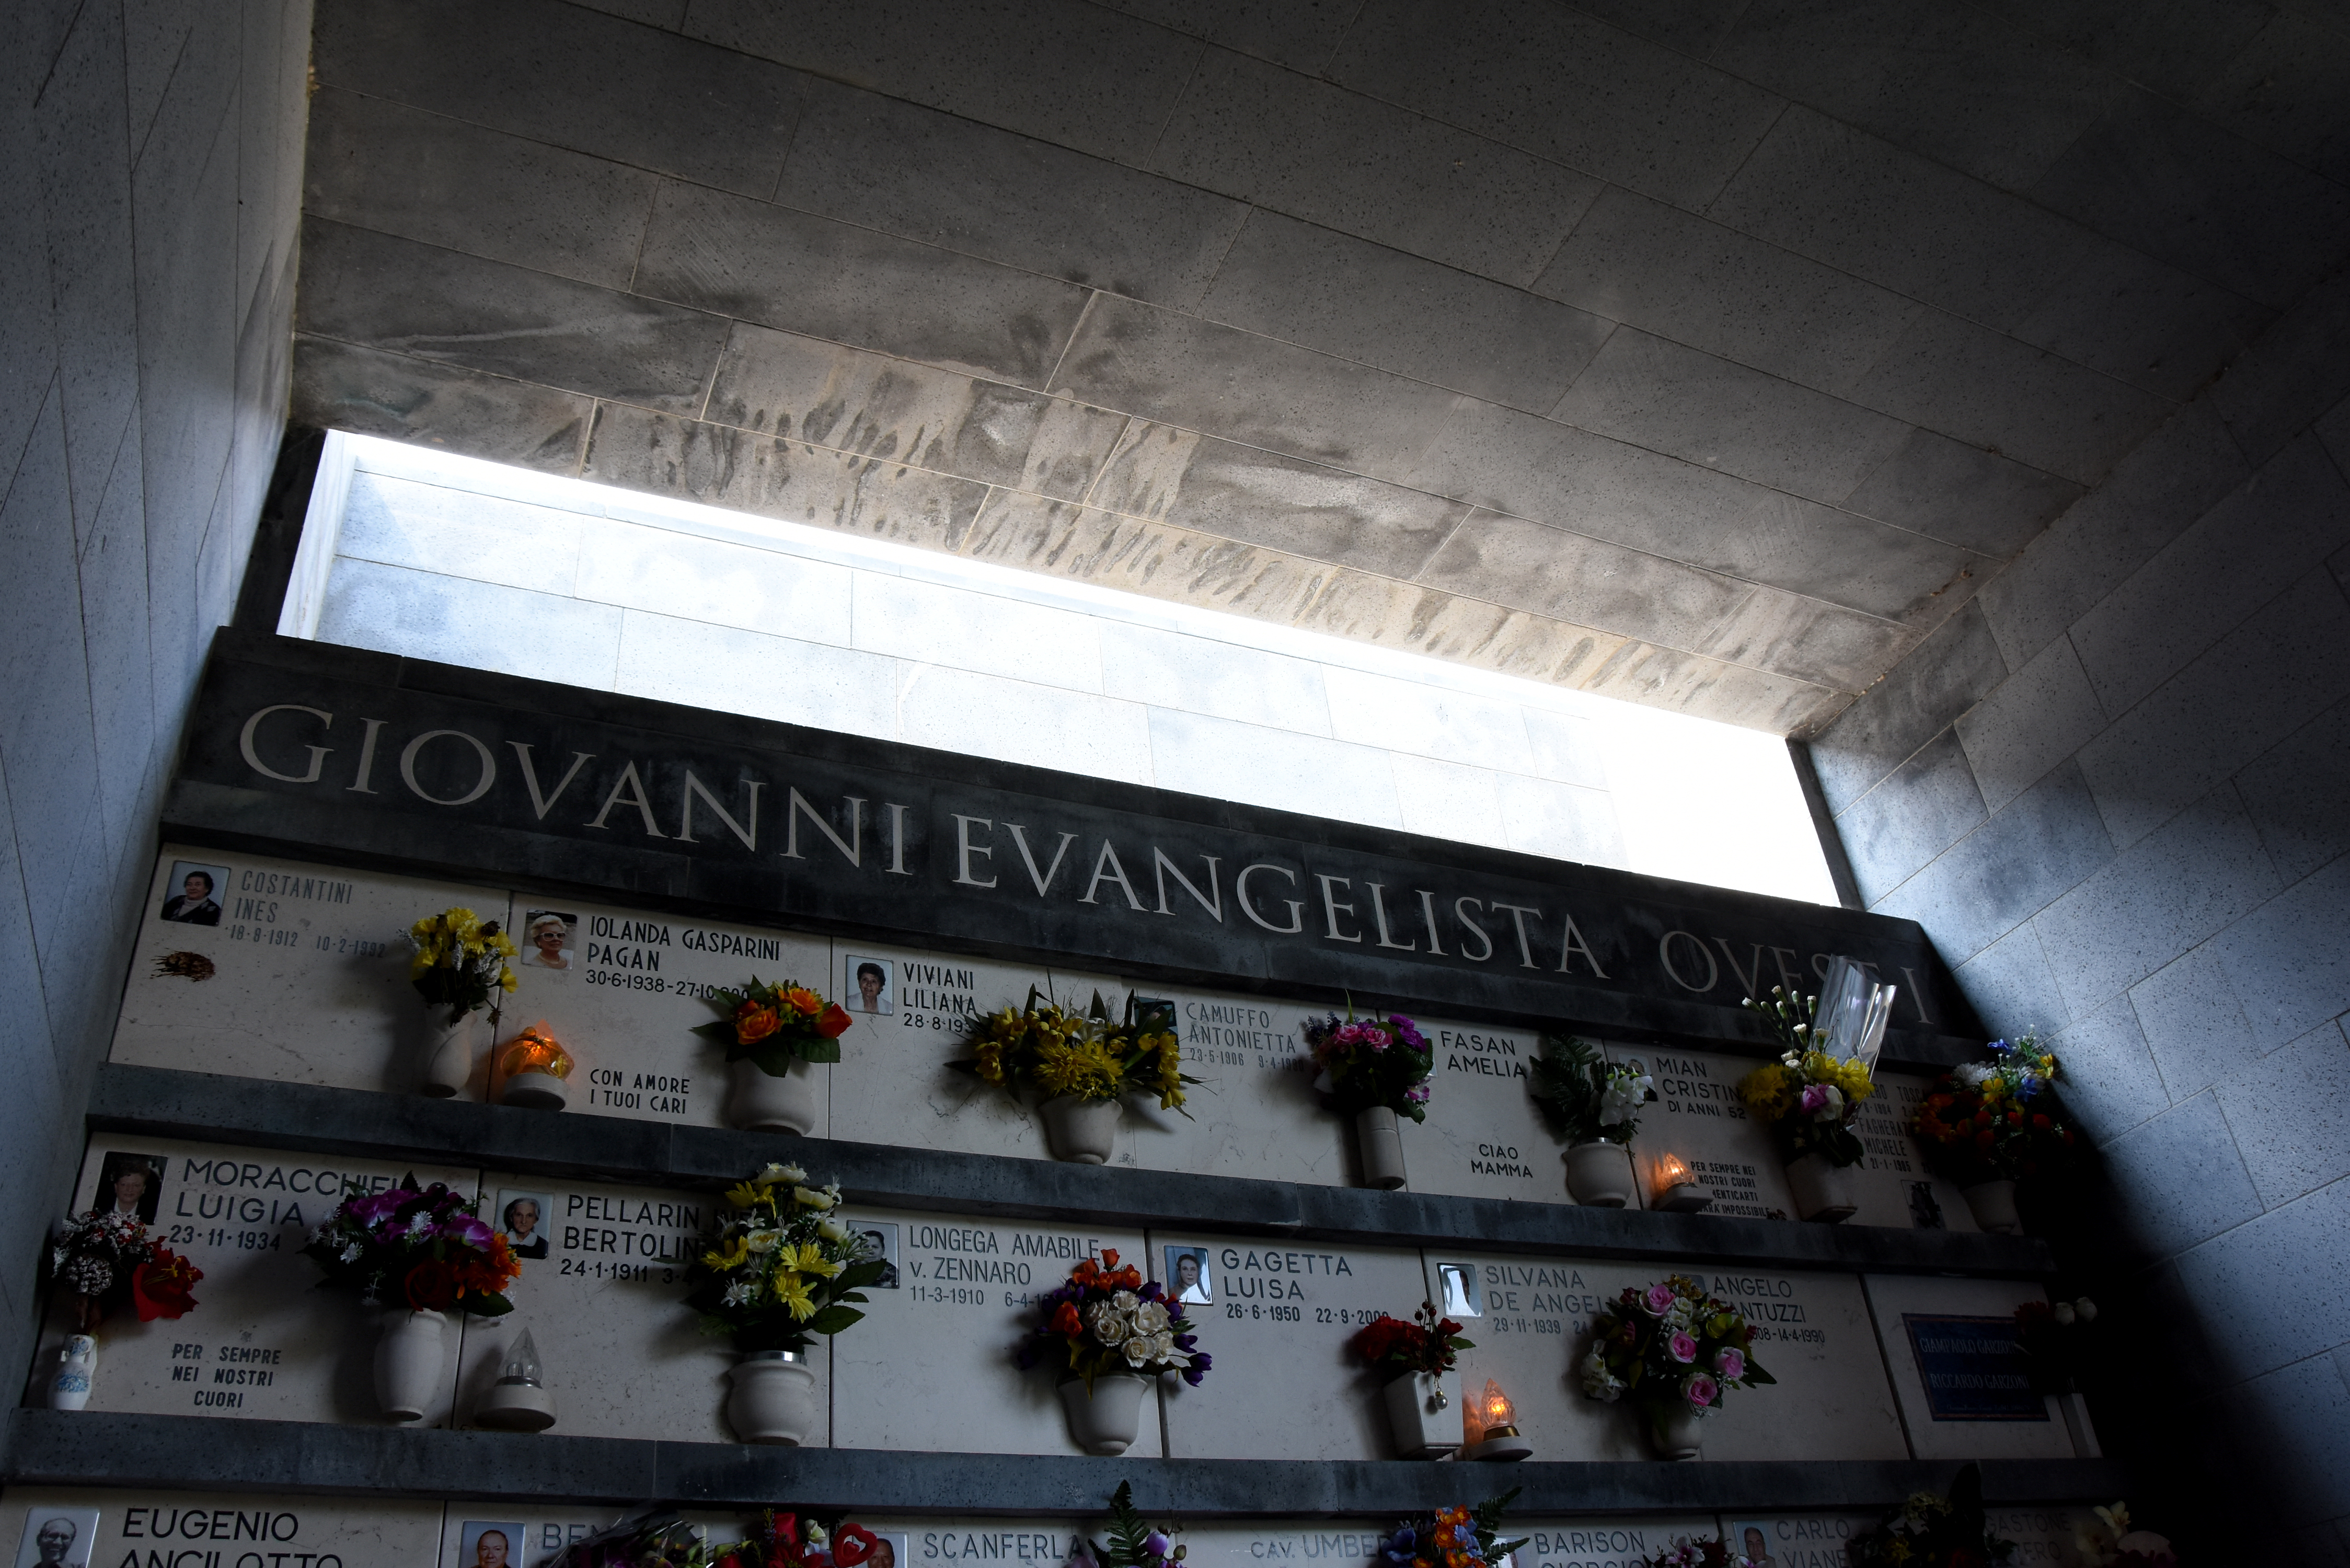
[1152,849,1223,922]
[346,717,388,793]
[1317,876,1363,943]
[509,742,596,820]
[398,729,499,806]
[677,774,764,848]
[1080,840,1145,910]
[585,760,666,834]
[1005,823,1077,895]
[1237,863,1305,933]
[237,704,334,784]
[952,815,998,888]
[1491,902,1542,967]
[1659,930,1720,991]
[1366,884,1415,951]
[1555,912,1609,978]
[1454,897,1494,963]
[784,788,862,865]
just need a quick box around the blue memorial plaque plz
[1901,1313,2047,1421]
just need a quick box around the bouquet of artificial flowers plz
[1375,1491,1525,1568]
[50,1209,201,1329]
[1352,1301,1473,1379]
[1019,1249,1207,1391]
[1528,1034,1655,1145]
[1638,1540,1752,1568]
[954,988,1193,1112]
[685,1164,886,1353]
[1304,1008,1433,1121]
[303,1175,520,1314]
[409,906,517,1023]
[2075,1504,2176,1567]
[1082,1481,1184,1568]
[1846,1464,2017,1568]
[1913,1032,2076,1184]
[1579,1275,1772,1413]
[549,1511,883,1568]
[1735,986,1876,1167]
[693,977,855,1076]
[716,1512,882,1568]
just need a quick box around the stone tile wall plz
[0,0,309,1379]
[1810,263,2350,1560]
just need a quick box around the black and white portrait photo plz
[498,1191,553,1260]
[89,1152,166,1225]
[858,1222,899,1288]
[1165,1246,1212,1305]
[158,861,228,926]
[520,910,576,975]
[843,954,894,1016]
[14,1510,98,1568]
[459,1522,525,1568]
[1438,1262,1482,1319]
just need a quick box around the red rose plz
[835,1527,880,1567]
[405,1259,459,1312]
[816,1003,854,1039]
[1974,1129,1997,1150]
[2032,1113,2051,1129]
[130,1250,202,1321]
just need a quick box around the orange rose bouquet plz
[694,977,855,1078]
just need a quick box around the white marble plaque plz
[1862,1274,2069,1460]
[858,1518,1089,1568]
[1610,1046,1792,1220]
[825,947,1061,1161]
[1716,1515,1876,1568]
[24,1139,480,1425]
[489,900,832,1129]
[1112,980,1341,1185]
[1176,1523,1388,1568]
[1148,1233,1429,1460]
[109,846,511,1096]
[1986,1506,2102,1566]
[1414,1252,1610,1461]
[1514,1516,1727,1568]
[0,1488,444,1568]
[830,1208,1157,1456]
[450,1172,740,1442]
[435,1508,758,1568]
[1399,1016,1559,1204]
[1845,1073,1979,1232]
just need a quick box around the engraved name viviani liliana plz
[224,696,1943,1020]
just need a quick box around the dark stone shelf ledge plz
[90,1065,2054,1277]
[3,1410,2122,1515]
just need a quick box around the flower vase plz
[1058,1372,1149,1455]
[726,1058,819,1134]
[1564,1140,1636,1206]
[727,1350,819,1444]
[1355,1106,1407,1189]
[420,1010,479,1098]
[1784,1151,1859,1223]
[1645,1400,1704,1460]
[1381,1368,1461,1457]
[47,1334,96,1411]
[374,1309,449,1422]
[1041,1095,1120,1163]
[1961,1178,2021,1234]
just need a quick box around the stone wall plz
[1811,266,2350,1555]
[0,0,311,1378]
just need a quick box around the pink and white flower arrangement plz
[1304,1008,1435,1121]
[1579,1274,1773,1415]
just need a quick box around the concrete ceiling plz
[290,0,2350,734]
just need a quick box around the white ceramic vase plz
[1961,1178,2022,1234]
[1058,1372,1150,1455]
[420,1010,479,1098]
[1356,1106,1407,1190]
[1645,1400,1704,1460]
[727,1057,819,1134]
[1564,1140,1636,1206]
[48,1334,96,1411]
[374,1309,448,1422]
[1041,1095,1119,1163]
[1784,1150,1860,1223]
[727,1350,819,1444]
[1381,1368,1461,1457]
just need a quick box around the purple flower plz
[1667,1331,1698,1363]
[448,1214,494,1248]
[1405,1083,1430,1104]
[1713,1347,1745,1380]
[1173,1333,1197,1351]
[1144,1535,1171,1558]
[1681,1371,1719,1408]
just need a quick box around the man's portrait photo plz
[158,861,227,926]
[865,1536,904,1568]
[1729,1524,1775,1567]
[521,911,576,975]
[15,1511,98,1568]
[498,1191,553,1260]
[1165,1246,1212,1305]
[858,1223,899,1288]
[1438,1262,1482,1319]
[89,1152,165,1225]
[459,1522,525,1568]
[843,955,894,1016]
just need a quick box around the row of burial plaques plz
[0,1492,2107,1568]
[114,849,1979,1228]
[28,1137,2077,1464]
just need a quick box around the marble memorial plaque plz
[1609,1045,1791,1220]
[1112,979,1340,1185]
[435,1508,757,1568]
[825,947,1061,1162]
[1414,1251,1608,1461]
[856,1518,1089,1568]
[1985,1507,2101,1566]
[1715,1515,1876,1568]
[1845,1073,1978,1232]
[1513,1516,1727,1568]
[490,899,832,1129]
[451,1172,739,1443]
[830,1208,1157,1456]
[1148,1233,1430,1460]
[110,846,510,1096]
[0,1488,444,1568]
[24,1139,479,1425]
[1863,1275,2068,1460]
[1177,1523,1400,1568]
[1399,1014,1559,1204]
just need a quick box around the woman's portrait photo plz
[843,955,894,1015]
[521,911,576,974]
[89,1152,165,1225]
[498,1191,552,1260]
[458,1523,525,1568]
[1164,1246,1212,1305]
[1438,1262,1482,1319]
[158,861,228,926]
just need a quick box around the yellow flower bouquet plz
[1735,985,1877,1168]
[684,1163,886,1354]
[407,906,517,1025]
[953,987,1196,1113]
